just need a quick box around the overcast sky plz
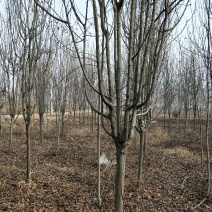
[0,0,201,50]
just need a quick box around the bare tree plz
[162,57,175,131]
[0,87,6,141]
[35,0,188,210]
[9,0,50,181]
[189,0,212,196]
[189,50,203,130]
[0,0,22,153]
[35,49,52,143]
[204,0,211,196]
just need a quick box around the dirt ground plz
[0,115,212,211]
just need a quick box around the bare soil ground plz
[0,115,212,211]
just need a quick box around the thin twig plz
[180,176,188,189]
[191,198,207,210]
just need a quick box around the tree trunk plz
[163,113,166,130]
[185,111,188,128]
[32,112,35,128]
[206,104,210,195]
[26,123,31,181]
[39,114,44,144]
[8,118,14,154]
[61,111,65,137]
[143,132,147,160]
[168,112,171,133]
[50,101,53,116]
[87,107,90,123]
[95,110,97,124]
[194,111,196,130]
[0,114,2,141]
[55,110,58,128]
[83,109,85,124]
[206,82,211,195]
[57,111,61,147]
[178,112,181,131]
[78,108,81,127]
[92,110,94,132]
[73,108,76,125]
[97,98,101,207]
[137,130,144,191]
[115,142,127,212]
[46,111,49,132]
[200,118,203,167]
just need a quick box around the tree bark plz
[163,113,166,130]
[61,111,65,137]
[57,110,61,147]
[168,112,171,133]
[143,132,147,160]
[185,111,188,128]
[97,97,101,207]
[206,89,210,195]
[78,108,81,127]
[8,118,14,154]
[194,111,196,130]
[0,114,2,141]
[39,114,44,144]
[115,142,127,212]
[179,112,181,131]
[26,123,31,181]
[137,130,144,191]
[73,108,76,125]
[197,108,203,167]
[92,110,94,132]
[206,0,211,196]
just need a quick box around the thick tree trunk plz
[87,107,90,123]
[78,108,81,126]
[194,112,196,130]
[73,108,75,125]
[143,132,147,160]
[8,118,14,154]
[57,111,61,147]
[115,143,127,212]
[185,111,188,128]
[50,101,53,116]
[97,98,101,207]
[198,109,203,167]
[83,109,85,124]
[92,110,94,132]
[163,113,166,130]
[61,111,65,137]
[200,119,203,167]
[206,106,210,195]
[178,112,181,131]
[95,111,97,124]
[0,114,2,141]
[206,0,211,196]
[26,123,31,181]
[206,92,210,196]
[46,111,49,132]
[137,130,144,191]
[168,112,171,133]
[39,114,44,144]
[55,110,58,128]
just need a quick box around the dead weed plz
[163,146,199,162]
[147,126,169,145]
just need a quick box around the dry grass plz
[147,126,169,146]
[163,147,199,162]
[43,163,76,174]
[0,164,22,176]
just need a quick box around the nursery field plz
[0,114,212,211]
